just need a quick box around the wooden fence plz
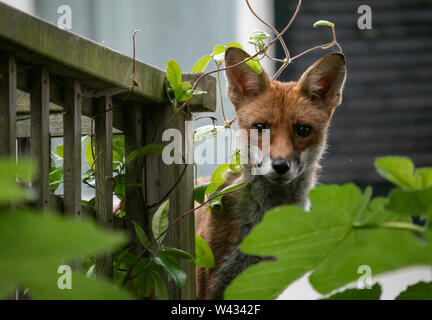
[0,3,216,299]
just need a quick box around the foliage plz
[0,159,131,300]
[322,284,382,300]
[396,282,432,300]
[225,157,432,300]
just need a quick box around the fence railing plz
[0,2,216,300]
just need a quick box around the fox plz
[195,47,347,300]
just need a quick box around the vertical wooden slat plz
[144,106,195,300]
[30,68,50,210]
[94,96,113,279]
[124,103,147,253]
[16,137,31,300]
[63,80,82,272]
[63,80,82,219]
[0,53,16,157]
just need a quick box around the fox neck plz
[244,162,318,213]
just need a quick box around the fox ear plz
[297,53,346,110]
[225,47,269,105]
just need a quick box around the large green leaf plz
[152,200,170,245]
[0,209,131,299]
[225,184,432,300]
[375,157,432,190]
[396,281,432,300]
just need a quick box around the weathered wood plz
[16,113,122,138]
[124,103,147,253]
[0,3,216,112]
[30,68,50,210]
[63,80,82,220]
[94,96,114,279]
[143,106,195,300]
[0,53,16,157]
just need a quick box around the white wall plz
[0,0,34,14]
[235,0,275,75]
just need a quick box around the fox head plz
[225,47,346,185]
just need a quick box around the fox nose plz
[272,158,290,175]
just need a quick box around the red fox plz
[195,47,346,300]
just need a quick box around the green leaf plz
[163,247,194,261]
[205,164,230,195]
[322,283,382,300]
[153,270,169,300]
[225,184,432,299]
[125,144,163,165]
[112,134,125,163]
[155,251,186,288]
[49,166,63,192]
[375,157,432,190]
[386,187,432,219]
[152,200,170,245]
[193,125,225,144]
[396,282,432,300]
[113,174,126,200]
[166,60,182,89]
[55,144,64,159]
[0,281,15,299]
[227,42,243,49]
[194,183,210,204]
[192,55,212,73]
[174,81,193,102]
[0,209,130,299]
[195,234,215,268]
[309,228,432,296]
[85,138,95,168]
[212,45,227,64]
[85,264,96,279]
[0,159,37,204]
[248,30,271,51]
[133,221,152,250]
[245,57,262,74]
[313,20,335,28]
[212,45,226,56]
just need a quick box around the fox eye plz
[253,123,267,134]
[296,124,312,137]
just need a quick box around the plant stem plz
[354,222,426,233]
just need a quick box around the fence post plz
[94,96,114,279]
[143,106,195,300]
[0,53,16,157]
[30,68,50,211]
[63,80,83,271]
[124,103,147,253]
